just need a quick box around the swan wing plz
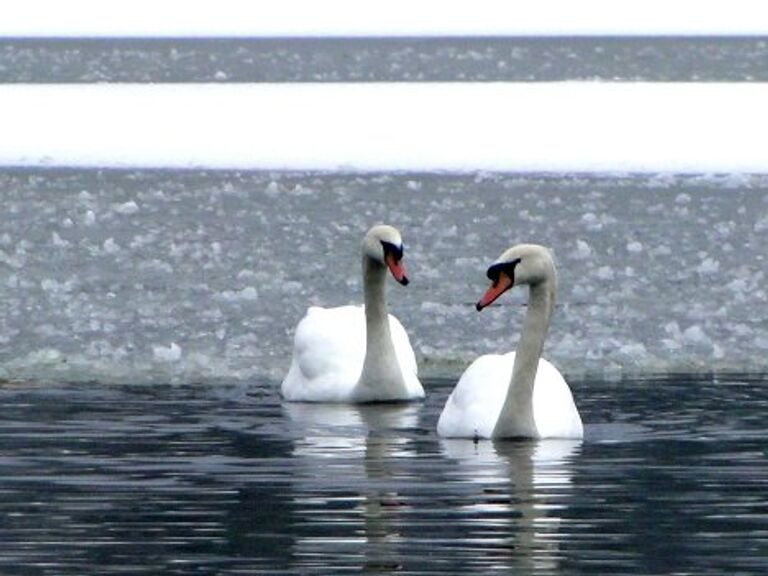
[437,352,515,438]
[281,306,365,402]
[388,314,425,399]
[531,359,584,438]
[438,353,583,439]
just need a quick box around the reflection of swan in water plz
[440,438,581,572]
[283,402,419,572]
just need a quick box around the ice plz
[52,232,69,247]
[753,215,768,232]
[596,266,614,281]
[1,171,768,383]
[2,1,767,37]
[264,181,281,198]
[626,241,643,253]
[153,342,182,362]
[696,257,720,275]
[1,83,768,173]
[682,325,712,348]
[571,240,592,260]
[114,200,140,215]
[103,238,120,254]
[215,287,259,302]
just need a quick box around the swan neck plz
[493,279,555,438]
[354,256,404,400]
[362,256,389,328]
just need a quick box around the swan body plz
[437,352,582,439]
[281,304,421,402]
[281,225,424,403]
[438,244,583,439]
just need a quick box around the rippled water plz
[2,374,766,575]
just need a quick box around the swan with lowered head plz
[281,225,424,403]
[438,244,583,439]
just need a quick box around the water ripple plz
[0,374,766,574]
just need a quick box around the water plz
[2,170,767,383]
[2,31,767,575]
[1,374,766,575]
[2,38,768,83]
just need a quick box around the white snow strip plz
[2,0,768,37]
[1,82,767,173]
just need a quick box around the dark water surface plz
[1,374,767,575]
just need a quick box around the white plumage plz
[437,244,583,439]
[437,352,582,439]
[281,304,422,402]
[281,225,424,403]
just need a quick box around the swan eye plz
[380,240,403,261]
[486,258,521,283]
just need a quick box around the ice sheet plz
[1,82,767,173]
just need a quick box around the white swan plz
[438,244,583,439]
[281,225,424,403]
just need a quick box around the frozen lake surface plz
[1,373,767,575]
[1,169,767,383]
[3,37,768,83]
[2,83,767,173]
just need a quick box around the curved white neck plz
[492,278,555,438]
[353,256,406,401]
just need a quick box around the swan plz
[281,225,424,403]
[437,244,583,439]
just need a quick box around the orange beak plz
[476,271,513,311]
[385,252,409,286]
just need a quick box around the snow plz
[2,0,767,37]
[2,83,768,174]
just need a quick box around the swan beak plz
[385,252,409,286]
[476,272,513,311]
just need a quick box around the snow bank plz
[2,0,768,37]
[1,82,768,173]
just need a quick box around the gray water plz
[2,170,768,383]
[2,37,768,83]
[1,374,767,575]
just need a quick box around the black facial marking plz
[486,257,521,284]
[380,240,403,261]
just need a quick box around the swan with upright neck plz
[437,244,583,439]
[281,225,424,403]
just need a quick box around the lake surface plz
[1,374,766,575]
[2,37,768,83]
[2,170,767,383]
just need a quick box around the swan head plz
[476,244,555,311]
[362,224,409,285]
